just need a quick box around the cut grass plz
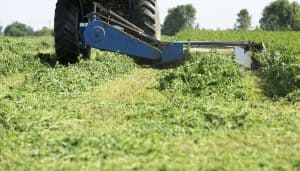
[0,34,299,171]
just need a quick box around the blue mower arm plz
[83,20,184,64]
[83,20,264,66]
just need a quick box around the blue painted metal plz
[83,19,186,64]
[83,19,261,65]
[80,4,263,65]
[161,43,184,64]
[84,20,162,61]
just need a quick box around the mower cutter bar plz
[83,19,264,65]
[174,41,265,52]
[82,2,265,66]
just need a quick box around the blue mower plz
[54,0,264,67]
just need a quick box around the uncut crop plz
[173,29,300,100]
[159,53,247,99]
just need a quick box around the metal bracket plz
[84,20,162,61]
[83,20,185,64]
[81,4,264,65]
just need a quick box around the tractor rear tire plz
[54,0,91,65]
[133,0,161,40]
[81,46,92,60]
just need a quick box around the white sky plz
[0,0,299,30]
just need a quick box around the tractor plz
[54,0,264,67]
[54,0,160,64]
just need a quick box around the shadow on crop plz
[132,57,184,69]
[252,52,300,102]
[130,50,192,69]
[35,52,58,68]
[255,71,299,102]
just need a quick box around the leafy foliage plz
[34,27,54,37]
[175,29,300,100]
[20,53,136,96]
[162,4,196,35]
[0,37,53,76]
[160,53,247,99]
[234,9,252,30]
[4,21,34,37]
[260,0,300,31]
[255,50,300,98]
[0,25,3,35]
[0,37,136,93]
[0,32,299,170]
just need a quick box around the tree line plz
[163,0,300,35]
[0,0,299,37]
[0,21,53,37]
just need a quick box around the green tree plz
[34,27,54,36]
[260,0,300,31]
[162,4,196,35]
[0,25,3,35]
[234,9,252,30]
[291,2,300,30]
[4,21,34,37]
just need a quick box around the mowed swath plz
[0,30,299,170]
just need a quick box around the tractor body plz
[54,0,161,64]
[54,0,264,67]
